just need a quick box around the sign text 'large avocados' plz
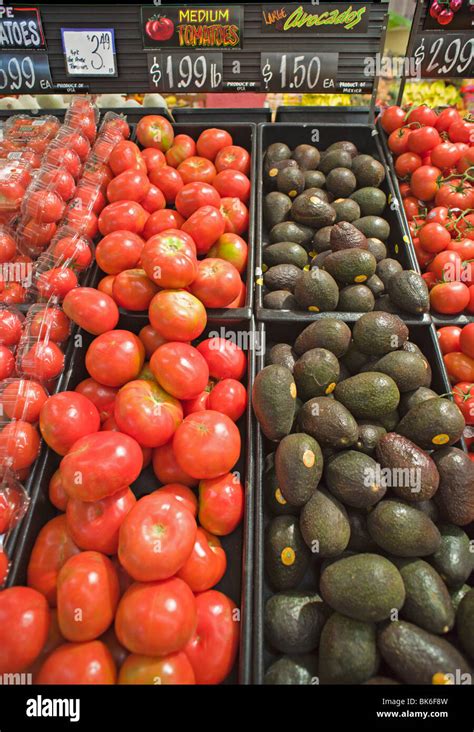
[141,5,242,50]
[261,3,370,34]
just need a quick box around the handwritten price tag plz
[61,28,117,76]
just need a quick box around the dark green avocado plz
[265,515,311,591]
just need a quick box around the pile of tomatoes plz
[380,104,474,315]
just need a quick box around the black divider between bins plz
[276,106,374,124]
[172,108,272,124]
[256,122,430,325]
[252,318,466,685]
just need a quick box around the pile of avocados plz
[252,312,474,685]
[261,140,429,315]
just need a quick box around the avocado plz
[311,251,332,269]
[376,258,403,286]
[311,226,333,254]
[264,591,328,654]
[264,263,301,293]
[264,654,318,685]
[300,486,350,558]
[350,187,387,217]
[338,285,375,313]
[375,433,440,502]
[325,450,386,508]
[451,585,472,612]
[399,386,438,416]
[353,216,390,241]
[263,241,308,269]
[269,221,314,246]
[292,144,320,171]
[319,149,352,175]
[367,237,387,262]
[397,399,465,451]
[347,509,378,552]
[342,341,370,374]
[355,422,386,455]
[265,142,292,164]
[432,448,474,526]
[325,168,357,198]
[263,290,298,310]
[430,524,474,588]
[291,192,336,229]
[267,343,296,372]
[275,433,323,507]
[252,364,297,441]
[294,319,351,358]
[374,295,403,314]
[304,169,326,189]
[335,372,400,420]
[352,156,385,187]
[319,613,379,685]
[324,249,377,285]
[396,559,455,634]
[294,268,339,313]
[387,270,430,315]
[299,397,359,450]
[366,275,385,298]
[372,351,431,393]
[294,349,340,401]
[264,191,292,229]
[330,222,368,252]
[276,166,305,199]
[377,621,471,685]
[305,187,330,203]
[263,454,295,516]
[367,499,441,557]
[265,515,311,591]
[457,590,474,661]
[352,311,409,356]
[320,553,405,621]
[264,158,298,190]
[416,499,440,523]
[377,409,400,432]
[332,198,361,223]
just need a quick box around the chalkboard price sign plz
[0,6,46,50]
[260,51,339,92]
[147,52,223,92]
[0,51,52,92]
[412,33,473,78]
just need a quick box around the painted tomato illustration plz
[146,16,175,42]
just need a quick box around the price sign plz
[0,51,52,92]
[0,6,46,50]
[61,28,117,76]
[147,52,223,92]
[412,33,473,78]
[260,52,339,92]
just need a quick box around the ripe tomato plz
[156,483,198,517]
[184,590,239,685]
[36,267,78,301]
[0,308,23,346]
[49,469,69,511]
[388,127,412,155]
[431,142,462,169]
[410,165,441,201]
[0,344,15,380]
[109,141,145,176]
[452,382,474,425]
[98,201,149,237]
[0,587,50,673]
[20,218,56,250]
[175,181,221,219]
[36,640,116,684]
[447,238,474,261]
[66,487,136,555]
[143,208,184,239]
[0,549,8,586]
[418,222,452,254]
[380,105,406,134]
[177,527,226,592]
[0,229,16,264]
[395,152,422,178]
[428,250,461,281]
[60,431,143,502]
[438,326,462,355]
[141,147,166,173]
[173,410,241,480]
[215,145,250,175]
[220,197,249,235]
[44,147,81,179]
[112,269,158,311]
[426,206,449,226]
[435,107,460,132]
[208,233,248,274]
[118,651,195,685]
[190,258,241,308]
[115,577,196,656]
[149,165,184,205]
[430,281,470,315]
[141,229,197,289]
[152,441,198,488]
[178,156,217,185]
[196,337,246,380]
[52,235,92,271]
[75,378,118,421]
[138,324,167,358]
[59,131,90,161]
[150,342,209,400]
[435,180,474,210]
[62,287,119,335]
[214,169,251,203]
[140,184,165,214]
[448,118,474,144]
[196,128,233,160]
[86,330,145,387]
[114,379,183,448]
[208,378,247,422]
[37,167,76,201]
[457,147,474,175]
[39,391,100,456]
[406,105,437,127]
[27,515,81,606]
[166,134,196,168]
[198,471,244,535]
[24,190,65,223]
[460,323,474,359]
[444,351,474,383]
[107,170,151,204]
[0,420,39,471]
[181,205,225,254]
[96,230,144,275]
[407,126,441,154]
[149,290,207,342]
[136,115,174,152]
[1,379,47,422]
[403,196,421,221]
[63,206,98,240]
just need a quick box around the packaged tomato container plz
[15,303,68,386]
[0,305,25,350]
[4,115,61,156]
[0,471,30,536]
[65,96,99,145]
[0,157,33,216]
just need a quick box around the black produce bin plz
[257,122,429,325]
[172,107,272,124]
[253,319,466,685]
[6,314,256,685]
[276,106,374,124]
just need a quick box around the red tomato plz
[114,378,183,448]
[215,145,250,175]
[115,577,196,656]
[380,105,406,134]
[449,118,474,144]
[208,233,248,274]
[438,326,462,355]
[24,190,65,223]
[60,431,143,502]
[444,351,474,383]
[27,515,81,606]
[0,344,15,380]
[457,147,474,175]
[422,271,437,290]
[0,549,8,586]
[184,590,239,685]
[150,342,209,400]
[181,205,225,255]
[428,250,461,281]
[208,378,247,422]
[107,170,151,204]
[430,282,470,315]
[1,379,47,422]
[59,131,90,161]
[435,107,461,132]
[166,134,197,168]
[112,268,159,311]
[36,267,78,301]
[0,420,39,471]
[136,115,174,152]
[410,165,442,201]
[198,471,244,535]
[37,167,76,201]
[418,222,452,254]
[407,105,438,128]
[152,441,198,488]
[149,290,207,342]
[452,382,474,425]
[118,651,195,685]
[39,391,100,456]
[173,410,241,480]
[388,127,412,155]
[460,323,474,359]
[407,126,441,155]
[149,165,184,205]
[213,169,251,203]
[85,330,145,387]
[63,207,98,240]
[98,201,149,237]
[75,378,118,421]
[175,182,221,219]
[96,230,144,275]
[196,337,246,380]
[0,229,17,264]
[143,208,184,239]
[62,287,119,335]
[109,141,144,176]
[141,147,166,174]
[140,184,165,214]
[156,483,198,517]
[20,218,56,250]
[44,147,81,179]
[0,308,23,346]
[395,152,422,177]
[220,197,249,235]
[435,180,474,210]
[0,587,50,673]
[431,142,462,169]
[66,487,136,555]
[426,206,449,226]
[36,640,116,684]
[141,229,197,289]
[138,324,167,358]
[447,238,474,261]
[49,469,69,511]
[52,235,92,271]
[178,156,217,185]
[190,258,241,308]
[177,527,226,592]
[403,196,421,221]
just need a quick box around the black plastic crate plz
[253,319,466,684]
[276,106,374,124]
[256,121,429,325]
[6,313,256,685]
[172,107,272,124]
